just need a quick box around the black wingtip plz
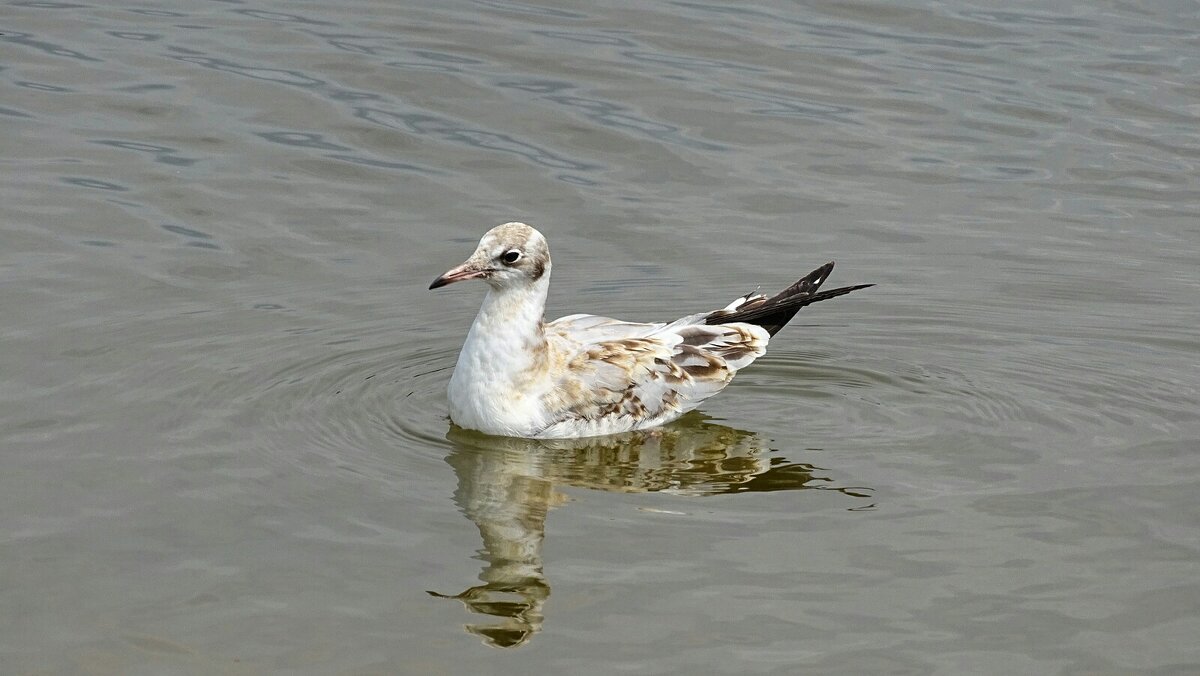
[707,266,873,336]
[767,261,836,302]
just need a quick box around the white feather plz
[433,222,865,439]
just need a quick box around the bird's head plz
[429,222,551,292]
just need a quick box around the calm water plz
[3,0,1199,673]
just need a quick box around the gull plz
[430,222,872,439]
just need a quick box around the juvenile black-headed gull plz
[430,222,872,438]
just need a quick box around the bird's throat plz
[456,279,551,385]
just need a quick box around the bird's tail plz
[705,261,873,336]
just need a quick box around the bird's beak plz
[429,260,490,289]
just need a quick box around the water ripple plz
[4,0,1200,668]
[91,139,199,167]
[353,106,599,171]
[60,177,128,191]
[232,9,337,26]
[172,55,326,87]
[472,0,586,19]
[0,29,101,61]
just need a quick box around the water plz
[2,0,1198,673]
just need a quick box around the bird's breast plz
[447,337,548,436]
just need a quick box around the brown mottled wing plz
[540,321,770,431]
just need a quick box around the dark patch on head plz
[529,256,545,281]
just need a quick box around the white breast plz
[448,336,547,437]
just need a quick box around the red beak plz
[429,261,490,289]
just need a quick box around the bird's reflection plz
[429,414,870,648]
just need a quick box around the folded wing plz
[537,317,769,437]
[535,261,871,437]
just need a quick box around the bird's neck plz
[461,277,551,374]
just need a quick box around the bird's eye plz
[502,250,522,264]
